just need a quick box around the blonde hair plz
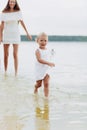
[35,32,48,43]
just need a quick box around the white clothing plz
[35,48,51,81]
[0,11,22,44]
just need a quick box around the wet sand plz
[0,42,87,130]
[0,74,87,130]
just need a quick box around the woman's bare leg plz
[3,44,10,73]
[43,74,50,97]
[13,44,18,76]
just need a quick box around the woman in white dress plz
[0,0,32,76]
[34,32,55,97]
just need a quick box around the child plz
[34,32,55,97]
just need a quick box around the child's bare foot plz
[34,86,38,94]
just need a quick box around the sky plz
[0,0,87,35]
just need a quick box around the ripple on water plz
[0,72,87,130]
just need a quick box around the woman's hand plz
[20,20,32,40]
[0,37,2,44]
[27,34,32,40]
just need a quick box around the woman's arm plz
[19,20,32,40]
[0,22,4,43]
[0,24,1,43]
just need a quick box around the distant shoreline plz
[21,35,87,42]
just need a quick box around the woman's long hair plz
[2,0,20,12]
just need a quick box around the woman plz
[0,0,32,76]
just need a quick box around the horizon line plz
[21,35,87,42]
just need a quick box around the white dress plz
[35,48,51,81]
[0,11,22,44]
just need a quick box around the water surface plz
[0,42,87,130]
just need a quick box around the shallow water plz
[0,42,87,130]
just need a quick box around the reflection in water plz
[0,42,87,130]
[35,96,50,130]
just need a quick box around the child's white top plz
[0,11,22,44]
[35,48,51,81]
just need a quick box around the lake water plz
[0,42,87,130]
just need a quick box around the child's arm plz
[36,49,55,67]
[19,20,32,40]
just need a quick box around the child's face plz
[38,35,48,48]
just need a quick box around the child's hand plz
[48,62,55,67]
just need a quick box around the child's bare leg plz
[43,74,50,97]
[34,80,42,94]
